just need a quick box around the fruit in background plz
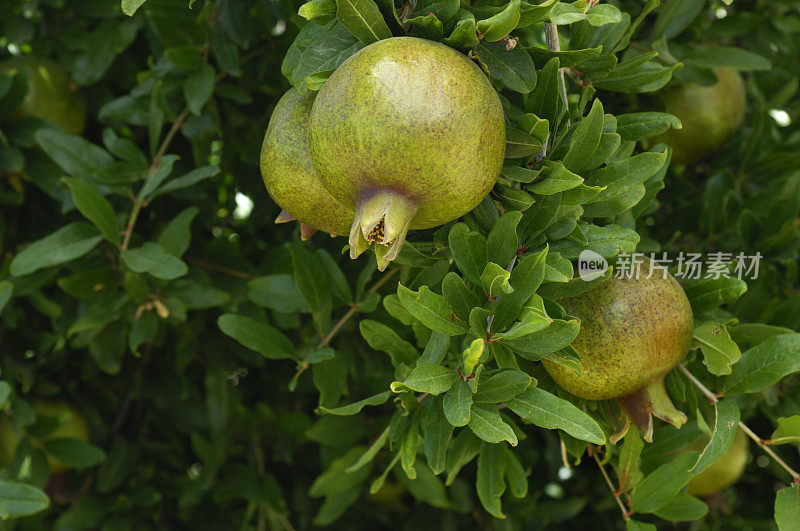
[651,67,745,165]
[309,37,505,270]
[687,429,749,497]
[0,56,87,136]
[0,400,89,474]
[542,255,694,441]
[260,89,354,239]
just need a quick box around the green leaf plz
[248,275,309,313]
[10,222,102,276]
[684,46,771,71]
[441,272,481,323]
[724,333,800,395]
[475,42,536,94]
[359,320,419,368]
[505,387,605,444]
[138,154,178,200]
[419,332,450,365]
[626,521,656,531]
[401,414,419,479]
[693,322,741,376]
[529,162,584,195]
[653,493,708,522]
[403,365,457,395]
[498,318,580,358]
[153,165,220,198]
[288,243,332,336]
[36,129,114,178]
[584,151,667,205]
[157,206,199,257]
[399,461,451,508]
[397,284,469,336]
[445,430,481,485]
[477,0,520,41]
[527,57,561,125]
[443,18,479,50]
[476,443,506,518]
[491,247,548,333]
[616,112,682,142]
[684,277,748,315]
[299,0,337,24]
[0,480,49,519]
[651,0,703,39]
[505,127,543,158]
[562,99,604,171]
[335,0,392,44]
[320,391,391,416]
[630,451,697,513]
[44,439,105,469]
[769,416,800,445]
[473,370,533,403]
[449,223,487,286]
[481,262,513,299]
[585,4,623,26]
[775,484,800,531]
[121,242,188,280]
[617,428,644,493]
[692,401,740,475]
[63,178,120,246]
[422,397,453,475]
[217,314,296,360]
[503,446,528,498]
[468,406,517,445]
[313,355,347,408]
[121,0,148,16]
[184,64,215,115]
[443,379,473,427]
[0,281,13,317]
[346,426,389,473]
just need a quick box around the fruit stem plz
[617,376,687,443]
[592,449,630,521]
[677,363,800,482]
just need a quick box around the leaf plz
[491,247,548,333]
[443,379,473,427]
[775,484,800,531]
[693,322,741,376]
[476,443,506,518]
[684,46,771,71]
[313,355,346,408]
[138,154,178,199]
[486,211,522,266]
[475,42,536,94]
[651,0,704,39]
[468,406,517,446]
[121,0,148,16]
[288,243,332,336]
[562,99,604,171]
[498,318,580,358]
[62,178,120,246]
[505,127,543,158]
[445,430,481,485]
[692,401,740,475]
[291,22,363,92]
[684,277,748,315]
[44,439,105,468]
[299,0,337,24]
[616,112,682,141]
[248,275,309,313]
[769,416,800,445]
[403,365,457,395]
[481,262,512,299]
[184,64,215,115]
[653,493,708,522]
[583,151,667,204]
[585,4,623,26]
[724,333,800,395]
[335,0,392,44]
[121,242,188,280]
[321,391,391,415]
[629,452,697,513]
[36,129,114,178]
[449,223,487,286]
[617,428,644,493]
[441,272,481,322]
[476,0,520,41]
[359,320,419,368]
[422,397,453,475]
[505,387,605,444]
[529,162,583,195]
[345,426,389,473]
[626,521,656,531]
[473,370,533,403]
[0,281,13,317]
[0,480,49,519]
[10,222,102,276]
[157,206,199,257]
[217,314,296,360]
[153,165,220,197]
[397,284,469,336]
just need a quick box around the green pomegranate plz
[309,37,505,270]
[260,88,354,239]
[542,256,694,441]
[0,56,87,136]
[0,400,89,474]
[686,429,749,497]
[651,67,745,165]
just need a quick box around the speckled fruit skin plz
[0,400,89,474]
[308,37,506,229]
[260,89,354,236]
[542,257,694,401]
[0,56,87,136]
[652,67,745,165]
[687,429,749,497]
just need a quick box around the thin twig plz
[593,449,630,521]
[677,364,800,482]
[544,23,570,128]
[188,258,257,279]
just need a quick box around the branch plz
[593,449,630,521]
[677,363,800,482]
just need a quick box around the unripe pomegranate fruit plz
[686,429,749,497]
[309,37,505,270]
[542,256,693,441]
[651,67,745,165]
[260,89,354,239]
[0,56,87,136]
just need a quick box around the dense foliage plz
[0,0,798,529]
